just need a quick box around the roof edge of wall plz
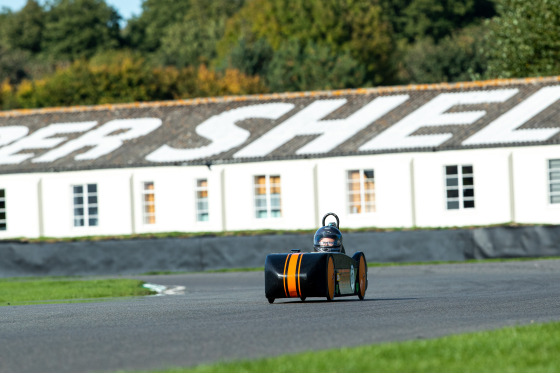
[2,75,560,118]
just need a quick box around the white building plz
[0,77,559,239]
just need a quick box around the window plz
[549,159,560,204]
[0,189,6,230]
[254,175,281,218]
[195,179,209,221]
[347,169,375,214]
[73,184,98,227]
[445,165,475,210]
[142,182,156,224]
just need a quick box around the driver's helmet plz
[313,223,343,252]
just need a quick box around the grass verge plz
[161,321,560,372]
[0,277,155,306]
[10,222,559,243]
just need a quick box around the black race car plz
[265,213,368,303]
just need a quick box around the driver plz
[313,223,345,253]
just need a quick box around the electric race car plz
[265,213,368,303]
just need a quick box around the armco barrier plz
[1,225,559,277]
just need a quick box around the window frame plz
[253,175,282,219]
[346,169,376,214]
[142,181,156,225]
[548,159,560,205]
[195,178,209,222]
[444,165,475,210]
[0,189,6,231]
[72,183,99,227]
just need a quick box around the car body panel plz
[264,250,367,302]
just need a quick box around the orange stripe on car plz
[283,254,291,297]
[287,254,300,297]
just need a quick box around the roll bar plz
[321,212,340,229]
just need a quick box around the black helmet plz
[314,223,343,252]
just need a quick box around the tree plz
[217,0,396,87]
[381,0,496,43]
[157,0,245,67]
[382,0,496,84]
[224,37,274,77]
[0,45,32,83]
[0,79,17,110]
[123,0,190,53]
[3,0,45,53]
[400,24,490,83]
[41,0,122,61]
[193,64,266,97]
[0,2,45,84]
[485,0,560,78]
[265,39,366,92]
[12,51,267,109]
[342,0,396,85]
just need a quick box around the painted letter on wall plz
[359,89,519,151]
[234,95,409,158]
[462,86,560,145]
[0,122,97,164]
[34,118,161,162]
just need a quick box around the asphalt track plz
[2,259,560,372]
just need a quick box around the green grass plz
[0,277,155,306]
[160,321,560,372]
[8,221,559,243]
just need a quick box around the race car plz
[264,212,368,303]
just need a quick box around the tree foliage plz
[266,40,366,92]
[401,24,490,83]
[3,0,45,53]
[40,0,122,61]
[1,0,558,111]
[6,51,266,109]
[124,0,191,53]
[217,0,396,86]
[157,0,245,67]
[224,37,274,78]
[485,0,560,78]
[383,0,496,43]
[0,45,32,83]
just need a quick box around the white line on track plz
[143,283,186,295]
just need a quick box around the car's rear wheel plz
[326,255,335,301]
[357,253,367,300]
[267,297,275,304]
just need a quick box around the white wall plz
[40,169,133,238]
[222,159,317,232]
[1,144,559,239]
[0,173,42,239]
[413,148,514,228]
[315,153,415,229]
[512,146,560,224]
[130,165,223,234]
